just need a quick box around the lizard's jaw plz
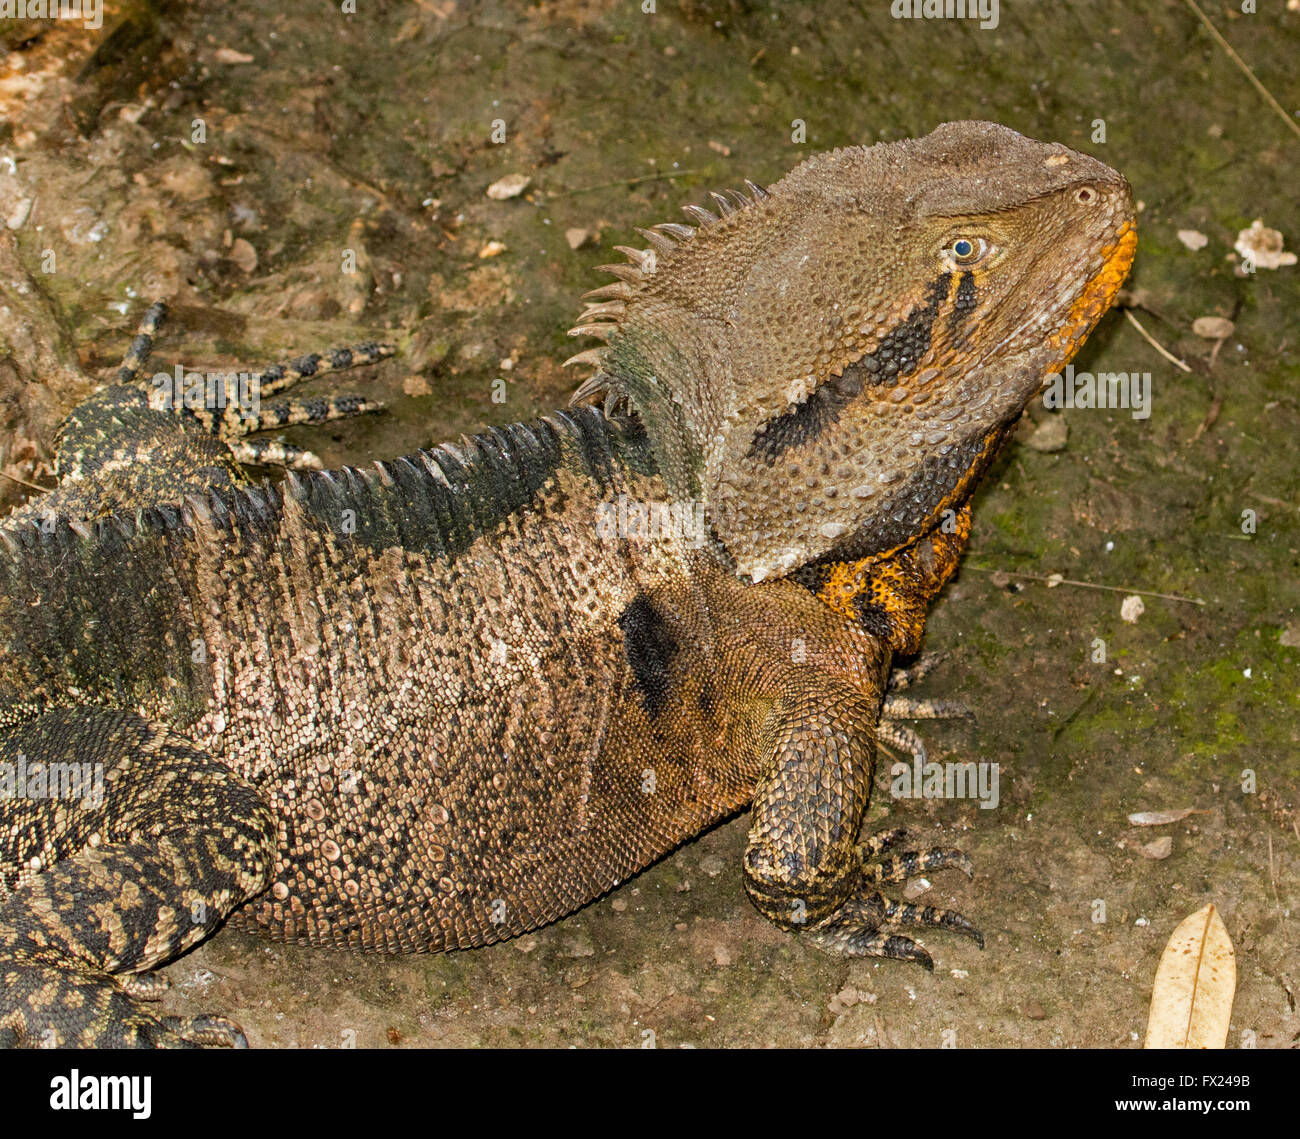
[914,216,1140,541]
[780,210,1138,580]
[1040,217,1138,376]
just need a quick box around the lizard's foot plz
[885,652,946,692]
[807,891,983,969]
[878,690,976,765]
[0,953,247,1048]
[806,833,983,969]
[743,673,983,971]
[9,301,398,528]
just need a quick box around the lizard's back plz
[1,407,878,952]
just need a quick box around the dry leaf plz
[1128,808,1197,826]
[1144,903,1236,1048]
[1234,219,1296,270]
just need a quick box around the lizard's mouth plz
[977,216,1138,383]
[923,218,1138,530]
[1040,217,1138,375]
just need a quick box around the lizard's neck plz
[600,318,734,507]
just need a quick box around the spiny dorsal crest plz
[564,178,770,413]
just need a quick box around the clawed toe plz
[805,831,983,966]
[809,922,936,970]
[811,890,984,965]
[860,844,976,884]
[881,895,984,950]
[165,1014,248,1048]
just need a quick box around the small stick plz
[0,468,50,492]
[1124,309,1192,373]
[964,564,1206,606]
[1191,394,1222,441]
[1183,0,1300,142]
[1268,833,1279,910]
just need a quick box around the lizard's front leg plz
[0,707,276,1047]
[742,673,983,970]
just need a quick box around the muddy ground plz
[0,0,1295,1048]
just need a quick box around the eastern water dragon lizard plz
[0,121,1136,1046]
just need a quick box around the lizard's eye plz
[945,236,988,266]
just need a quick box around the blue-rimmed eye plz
[946,236,988,265]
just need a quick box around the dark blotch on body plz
[618,593,678,719]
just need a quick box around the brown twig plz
[556,168,717,196]
[1183,0,1300,142]
[0,468,50,492]
[1124,309,1192,373]
[964,564,1206,606]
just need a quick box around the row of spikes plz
[564,179,770,415]
[0,409,617,553]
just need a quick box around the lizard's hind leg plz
[115,300,168,384]
[5,303,396,522]
[0,706,275,1048]
[185,340,395,468]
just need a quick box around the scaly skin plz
[0,121,1134,1046]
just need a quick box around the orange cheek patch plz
[1044,219,1137,373]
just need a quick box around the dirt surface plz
[0,0,1295,1048]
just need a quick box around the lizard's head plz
[568,120,1136,581]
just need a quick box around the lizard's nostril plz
[1075,186,1097,205]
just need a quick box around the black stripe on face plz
[949,271,977,332]
[745,364,865,464]
[747,274,951,465]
